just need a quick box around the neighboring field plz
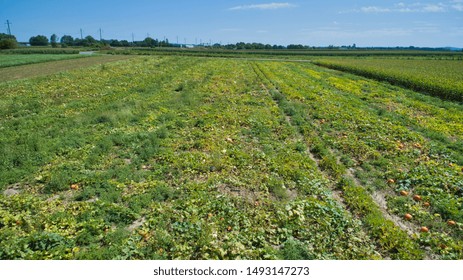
[0,55,462,260]
[313,58,463,102]
[103,47,463,59]
[0,55,135,82]
[0,54,84,68]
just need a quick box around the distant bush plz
[0,33,18,49]
[29,35,49,46]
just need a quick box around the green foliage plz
[50,34,58,48]
[279,238,315,260]
[29,35,49,46]
[1,54,462,260]
[1,48,80,55]
[254,59,463,259]
[0,33,17,49]
[0,54,82,68]
[314,58,463,102]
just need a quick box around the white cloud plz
[342,1,463,13]
[360,6,391,13]
[422,4,446,12]
[450,0,463,10]
[229,2,296,11]
[350,2,449,13]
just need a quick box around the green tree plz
[109,39,121,47]
[60,35,74,47]
[119,40,130,47]
[85,35,97,44]
[50,34,58,48]
[0,33,17,49]
[142,37,156,47]
[236,42,246,49]
[73,36,96,47]
[29,35,49,46]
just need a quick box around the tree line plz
[2,33,461,51]
[1,33,317,50]
[28,34,174,48]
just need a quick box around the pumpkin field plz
[0,53,462,260]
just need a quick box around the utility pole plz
[80,28,83,39]
[6,20,12,35]
[99,28,102,41]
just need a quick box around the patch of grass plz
[0,55,133,82]
[0,54,82,68]
[280,238,315,260]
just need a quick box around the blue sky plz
[1,0,462,47]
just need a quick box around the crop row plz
[1,55,461,259]
[1,56,377,259]
[254,60,463,259]
[314,58,463,102]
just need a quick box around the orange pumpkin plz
[447,220,456,226]
[404,213,413,220]
[420,226,429,233]
[413,195,422,202]
[400,190,409,196]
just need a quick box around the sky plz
[1,0,463,47]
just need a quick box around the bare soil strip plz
[0,55,135,82]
